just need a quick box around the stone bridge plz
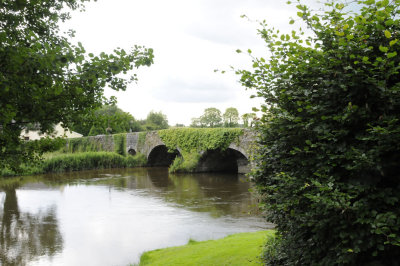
[83,129,258,174]
[128,129,257,174]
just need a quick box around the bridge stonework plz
[83,129,258,173]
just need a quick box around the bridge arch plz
[196,147,250,174]
[147,145,181,167]
[128,148,136,156]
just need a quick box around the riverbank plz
[136,230,275,266]
[0,152,147,177]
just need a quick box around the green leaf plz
[389,39,398,46]
[379,45,388,53]
[236,49,242,53]
[335,31,345,36]
[289,19,295,24]
[385,30,392,39]
[387,52,397,58]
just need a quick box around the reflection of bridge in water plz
[126,129,257,174]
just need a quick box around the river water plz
[0,167,273,266]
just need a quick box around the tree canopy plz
[237,0,400,264]
[223,107,239,127]
[200,107,222,128]
[0,0,154,170]
[84,105,141,136]
[140,111,169,130]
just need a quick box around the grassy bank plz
[137,230,275,266]
[0,152,147,177]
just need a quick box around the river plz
[0,167,273,266]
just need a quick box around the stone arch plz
[147,145,181,167]
[196,148,250,174]
[128,148,136,156]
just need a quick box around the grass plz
[137,230,275,266]
[0,152,147,177]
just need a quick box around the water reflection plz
[0,168,271,266]
[0,187,63,265]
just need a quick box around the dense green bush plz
[237,1,400,265]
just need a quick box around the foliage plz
[158,128,243,172]
[63,137,106,153]
[140,111,169,130]
[137,131,147,150]
[168,152,201,173]
[241,113,256,128]
[237,0,400,265]
[0,0,153,171]
[138,230,274,266]
[78,105,142,136]
[1,152,147,176]
[113,133,127,156]
[125,153,147,167]
[159,128,243,154]
[42,152,146,173]
[223,107,239,127]
[190,117,204,128]
[88,124,105,136]
[199,108,222,128]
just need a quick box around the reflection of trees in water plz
[0,188,63,265]
[145,169,260,217]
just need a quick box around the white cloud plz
[61,0,316,126]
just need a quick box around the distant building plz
[20,123,82,141]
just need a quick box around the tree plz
[241,113,255,128]
[90,105,141,135]
[237,1,400,265]
[200,108,222,128]
[0,185,63,265]
[0,0,154,170]
[142,111,169,130]
[190,118,202,128]
[223,107,239,127]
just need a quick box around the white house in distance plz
[20,123,83,140]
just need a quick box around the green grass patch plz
[138,230,274,266]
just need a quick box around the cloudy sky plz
[61,0,316,126]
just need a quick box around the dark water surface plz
[0,167,273,266]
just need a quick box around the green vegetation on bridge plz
[158,128,244,173]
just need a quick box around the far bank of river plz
[0,167,274,266]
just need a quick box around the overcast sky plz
[61,0,317,126]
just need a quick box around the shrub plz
[237,1,400,265]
